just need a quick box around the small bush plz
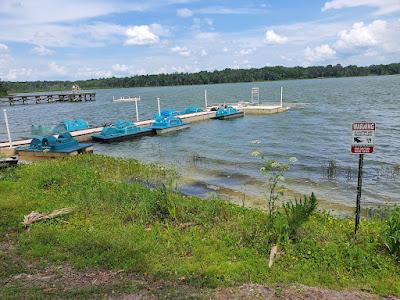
[384,208,400,260]
[283,193,318,239]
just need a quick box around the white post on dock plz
[204,89,208,109]
[280,86,283,107]
[157,97,161,115]
[3,109,12,148]
[135,97,139,122]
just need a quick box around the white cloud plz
[265,30,288,44]
[0,43,12,68]
[196,6,268,15]
[76,67,113,79]
[171,46,191,57]
[177,8,193,18]
[304,44,336,62]
[0,0,170,25]
[195,32,219,40]
[4,68,33,81]
[31,45,55,56]
[112,64,129,72]
[222,47,229,53]
[148,23,169,37]
[0,43,9,52]
[48,62,66,75]
[192,17,214,31]
[238,47,256,56]
[125,25,160,46]
[334,20,386,50]
[322,0,400,15]
[200,49,207,56]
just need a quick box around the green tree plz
[0,79,7,96]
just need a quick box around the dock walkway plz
[7,92,96,105]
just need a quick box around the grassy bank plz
[0,155,399,298]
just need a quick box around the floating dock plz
[0,106,290,156]
[7,92,96,105]
[236,105,289,115]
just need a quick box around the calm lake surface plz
[1,75,399,209]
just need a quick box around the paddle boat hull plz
[153,123,191,135]
[92,127,154,142]
[212,111,244,120]
[151,112,191,135]
[92,120,154,143]
[211,106,244,120]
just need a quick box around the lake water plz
[1,75,399,210]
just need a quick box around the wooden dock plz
[7,92,96,105]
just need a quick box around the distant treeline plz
[3,63,400,93]
[0,80,7,96]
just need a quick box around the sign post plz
[351,122,375,239]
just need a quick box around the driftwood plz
[268,244,279,268]
[22,207,74,226]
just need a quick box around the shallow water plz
[1,75,399,208]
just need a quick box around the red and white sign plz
[351,122,375,154]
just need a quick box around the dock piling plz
[2,109,12,148]
[204,89,208,109]
[135,97,140,121]
[157,97,161,115]
[280,87,283,108]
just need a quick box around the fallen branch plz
[268,244,279,268]
[22,207,74,226]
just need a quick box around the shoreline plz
[1,154,399,298]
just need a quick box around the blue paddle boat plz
[151,110,190,134]
[63,119,89,131]
[31,119,89,136]
[17,132,93,160]
[212,106,244,120]
[92,120,153,142]
[180,106,203,115]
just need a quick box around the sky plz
[0,0,399,81]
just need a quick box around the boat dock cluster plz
[0,87,290,161]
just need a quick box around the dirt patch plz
[3,264,399,299]
[1,238,397,300]
[4,263,147,289]
[214,284,398,300]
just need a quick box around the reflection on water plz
[1,75,399,208]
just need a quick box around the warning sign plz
[351,122,375,154]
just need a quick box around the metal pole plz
[354,153,364,239]
[280,87,283,107]
[135,99,139,122]
[204,89,208,109]
[3,109,12,148]
[157,97,161,115]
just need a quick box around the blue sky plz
[0,0,399,81]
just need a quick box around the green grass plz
[0,155,399,297]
